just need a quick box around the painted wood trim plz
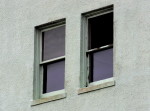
[33,18,66,101]
[80,16,88,88]
[33,29,41,99]
[35,18,66,30]
[80,5,113,88]
[82,5,113,17]
[41,24,65,32]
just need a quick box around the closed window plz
[33,19,66,102]
[42,25,65,93]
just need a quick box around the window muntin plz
[41,25,65,94]
[87,12,113,83]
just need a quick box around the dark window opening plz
[88,12,113,50]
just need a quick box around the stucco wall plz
[0,0,150,111]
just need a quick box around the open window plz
[88,12,113,83]
[79,5,115,94]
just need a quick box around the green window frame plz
[79,5,115,94]
[32,19,66,105]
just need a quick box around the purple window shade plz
[91,48,113,82]
[88,12,113,49]
[43,60,65,93]
[42,25,65,61]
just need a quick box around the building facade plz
[0,0,150,111]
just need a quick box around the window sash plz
[39,24,65,96]
[87,48,113,83]
[86,44,113,83]
[42,60,65,93]
[40,26,65,95]
[41,25,65,62]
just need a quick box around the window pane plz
[88,12,113,49]
[43,60,65,93]
[42,25,65,61]
[90,48,113,82]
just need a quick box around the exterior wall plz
[0,0,150,111]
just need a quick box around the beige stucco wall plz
[0,0,150,111]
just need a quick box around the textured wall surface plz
[0,0,150,111]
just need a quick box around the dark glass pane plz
[90,48,113,82]
[42,25,65,61]
[88,12,113,49]
[43,60,65,93]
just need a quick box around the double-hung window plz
[33,19,66,105]
[79,5,115,93]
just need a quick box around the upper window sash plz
[40,24,66,63]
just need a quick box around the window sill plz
[78,78,115,94]
[31,89,66,106]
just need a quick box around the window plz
[88,12,113,83]
[42,25,65,94]
[33,19,66,105]
[79,5,115,94]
